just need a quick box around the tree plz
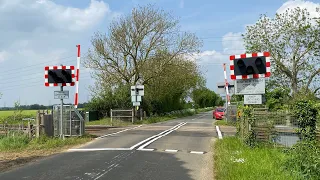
[265,87,291,110]
[191,88,219,108]
[84,4,204,114]
[84,4,202,87]
[13,100,23,121]
[242,7,320,96]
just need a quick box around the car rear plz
[214,108,225,120]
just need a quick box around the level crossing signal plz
[45,66,75,86]
[229,52,271,80]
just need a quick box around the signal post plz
[45,65,75,138]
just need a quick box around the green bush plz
[292,100,318,141]
[284,141,320,180]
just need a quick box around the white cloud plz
[222,32,245,55]
[276,0,320,16]
[0,0,117,106]
[191,32,245,65]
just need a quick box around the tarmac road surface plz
[0,112,219,180]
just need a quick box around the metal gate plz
[226,104,238,122]
[52,104,85,137]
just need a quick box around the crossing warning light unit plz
[45,66,75,86]
[230,52,271,80]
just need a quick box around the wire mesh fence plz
[237,107,320,147]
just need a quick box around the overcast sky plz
[0,0,319,107]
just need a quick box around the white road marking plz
[165,149,178,152]
[67,148,131,152]
[137,122,187,151]
[93,163,118,180]
[216,126,223,139]
[190,151,205,154]
[96,125,143,139]
[129,122,185,150]
[138,148,154,151]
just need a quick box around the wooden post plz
[132,108,134,123]
[36,110,40,138]
[28,122,32,138]
[110,109,113,126]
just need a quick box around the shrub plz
[292,100,318,141]
[284,140,320,180]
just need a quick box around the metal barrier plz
[110,109,134,125]
[52,104,85,137]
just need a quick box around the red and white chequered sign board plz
[230,52,271,80]
[45,66,75,87]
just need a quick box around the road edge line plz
[216,126,223,139]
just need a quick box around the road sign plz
[54,91,69,99]
[133,102,140,106]
[244,95,262,104]
[131,85,144,96]
[217,82,234,94]
[235,78,265,95]
[229,52,271,80]
[131,95,142,102]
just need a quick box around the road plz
[0,112,219,180]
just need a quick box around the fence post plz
[110,109,113,126]
[132,108,134,124]
[36,110,40,138]
[28,122,32,138]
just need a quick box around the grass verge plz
[214,120,236,126]
[0,133,95,172]
[214,136,297,180]
[85,118,132,126]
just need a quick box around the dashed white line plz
[165,149,178,152]
[216,126,223,139]
[190,151,205,154]
[138,148,154,151]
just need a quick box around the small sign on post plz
[131,85,144,106]
[244,95,262,104]
[235,78,265,95]
[54,91,69,99]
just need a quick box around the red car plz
[213,107,225,120]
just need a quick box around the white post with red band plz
[74,45,80,108]
[223,63,231,105]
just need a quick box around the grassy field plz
[0,108,85,118]
[0,110,38,117]
[214,137,299,180]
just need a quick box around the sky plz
[0,0,319,107]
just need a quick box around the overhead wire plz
[0,36,246,93]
